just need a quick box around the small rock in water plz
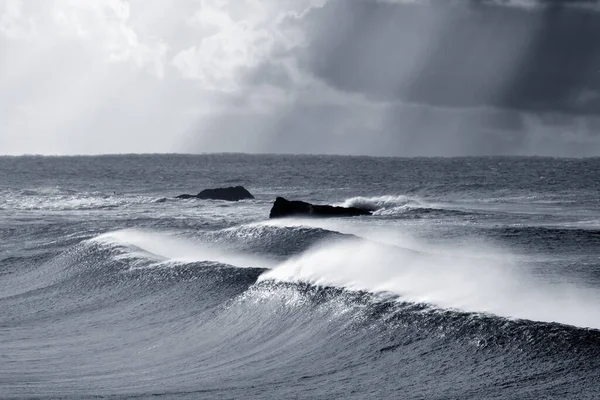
[176,186,254,201]
[269,196,371,218]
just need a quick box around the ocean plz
[1,154,599,399]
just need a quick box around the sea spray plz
[260,233,600,330]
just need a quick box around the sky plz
[1,0,599,156]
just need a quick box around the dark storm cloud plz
[303,0,600,116]
[500,4,600,115]
[200,0,598,157]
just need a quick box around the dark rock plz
[269,197,371,219]
[198,186,254,201]
[176,186,254,201]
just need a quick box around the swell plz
[3,275,599,398]
[0,241,264,330]
[5,221,600,331]
[248,281,600,353]
[0,223,346,302]
[256,220,600,330]
[198,223,353,257]
[2,223,600,398]
[92,223,600,331]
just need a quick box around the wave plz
[340,195,425,212]
[201,222,352,257]
[237,219,600,330]
[259,234,600,330]
[2,220,600,398]
[3,268,598,399]
[338,194,475,218]
[90,229,277,270]
[337,194,596,221]
[15,218,600,331]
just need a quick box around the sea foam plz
[260,221,600,330]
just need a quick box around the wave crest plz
[340,195,427,214]
[259,237,600,330]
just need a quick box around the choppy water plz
[1,154,599,399]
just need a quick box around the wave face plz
[1,154,600,399]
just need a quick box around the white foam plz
[259,227,600,330]
[339,195,425,213]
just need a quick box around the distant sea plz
[1,154,599,399]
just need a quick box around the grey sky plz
[1,0,599,156]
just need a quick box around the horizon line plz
[0,152,598,160]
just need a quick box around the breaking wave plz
[340,195,425,212]
[78,222,600,331]
[2,219,600,398]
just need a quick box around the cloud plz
[171,8,273,91]
[303,0,600,115]
[53,0,169,77]
[0,0,34,39]
[0,0,599,156]
[1,0,167,75]
[380,0,600,10]
[170,0,325,91]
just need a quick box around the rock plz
[197,186,254,201]
[269,197,371,219]
[176,186,254,201]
